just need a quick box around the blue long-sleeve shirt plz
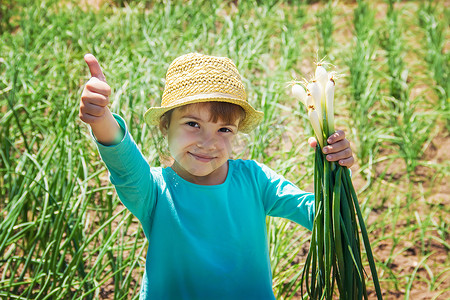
[95,114,315,299]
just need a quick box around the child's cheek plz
[222,136,234,155]
[168,128,195,151]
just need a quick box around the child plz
[80,53,354,299]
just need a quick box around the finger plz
[81,89,109,107]
[327,130,345,144]
[337,156,354,168]
[325,147,353,162]
[84,53,107,82]
[85,77,111,97]
[80,101,106,117]
[308,137,317,148]
[322,139,350,154]
[79,111,105,124]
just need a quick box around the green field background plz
[1,0,449,299]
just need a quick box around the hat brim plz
[144,93,264,134]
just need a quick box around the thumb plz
[84,53,107,82]
[308,137,317,149]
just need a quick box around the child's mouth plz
[188,152,215,162]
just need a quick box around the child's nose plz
[197,131,217,150]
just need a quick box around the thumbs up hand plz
[80,54,111,124]
[80,54,121,145]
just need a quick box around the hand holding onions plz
[294,66,354,168]
[292,63,382,300]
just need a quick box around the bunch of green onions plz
[292,64,383,299]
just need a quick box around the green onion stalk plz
[292,65,383,299]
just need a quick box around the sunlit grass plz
[316,0,334,59]
[1,0,449,299]
[347,0,381,183]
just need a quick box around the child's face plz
[165,103,239,185]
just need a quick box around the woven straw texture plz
[144,53,264,133]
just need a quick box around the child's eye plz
[186,121,199,128]
[219,127,232,133]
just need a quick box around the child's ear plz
[159,115,169,136]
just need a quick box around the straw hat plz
[144,53,264,133]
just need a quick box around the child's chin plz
[188,168,214,177]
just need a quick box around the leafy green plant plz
[380,0,435,175]
[348,0,381,181]
[316,0,334,58]
[1,1,449,299]
[381,0,408,105]
[418,0,449,127]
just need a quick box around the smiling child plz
[79,53,354,299]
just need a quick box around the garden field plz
[0,0,449,299]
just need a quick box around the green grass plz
[347,0,381,182]
[316,0,334,59]
[1,0,449,299]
